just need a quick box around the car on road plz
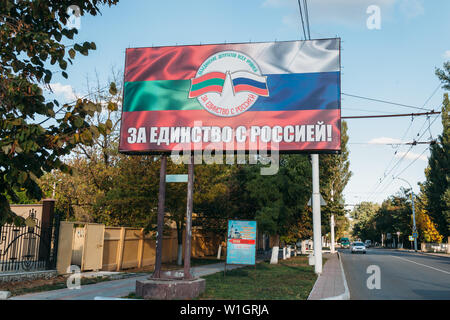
[350,241,367,254]
[340,237,351,248]
[365,240,372,248]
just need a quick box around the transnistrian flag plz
[230,71,269,96]
[189,72,226,98]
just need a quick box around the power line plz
[393,147,430,179]
[348,140,436,146]
[297,0,307,41]
[366,114,441,201]
[342,93,434,112]
[341,111,440,119]
[303,0,311,40]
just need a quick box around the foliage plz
[422,93,449,238]
[0,0,119,225]
[320,121,352,237]
[351,201,380,242]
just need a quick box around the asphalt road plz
[339,248,450,300]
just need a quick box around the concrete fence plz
[421,242,450,254]
[102,227,223,271]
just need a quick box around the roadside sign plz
[409,236,414,241]
[226,220,257,265]
[166,174,188,183]
[412,232,418,238]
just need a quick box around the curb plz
[321,252,350,300]
[0,291,11,300]
[307,272,321,300]
[393,249,449,258]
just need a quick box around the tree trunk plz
[177,244,183,265]
[270,235,280,264]
[176,221,183,266]
[217,244,222,260]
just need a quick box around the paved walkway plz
[308,253,349,300]
[10,262,242,300]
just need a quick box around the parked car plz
[340,237,351,248]
[365,240,372,248]
[350,242,367,254]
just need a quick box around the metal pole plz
[311,154,322,274]
[183,155,194,280]
[411,192,418,252]
[330,214,336,254]
[152,154,167,279]
[330,189,335,254]
[396,177,418,252]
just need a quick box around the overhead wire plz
[297,0,307,41]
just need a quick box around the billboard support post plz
[330,213,336,254]
[312,154,323,274]
[183,155,194,280]
[152,154,167,279]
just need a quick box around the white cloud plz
[262,0,423,29]
[368,137,402,144]
[399,0,424,19]
[395,150,428,161]
[49,83,77,101]
[443,50,450,59]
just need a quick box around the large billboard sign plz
[119,39,341,154]
[226,220,257,265]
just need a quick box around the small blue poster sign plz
[226,220,257,265]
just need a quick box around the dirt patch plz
[0,275,68,296]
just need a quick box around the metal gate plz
[0,209,60,272]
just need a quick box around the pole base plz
[136,278,205,300]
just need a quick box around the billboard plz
[119,39,341,154]
[226,220,257,265]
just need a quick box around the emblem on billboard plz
[188,51,269,117]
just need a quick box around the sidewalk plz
[307,252,349,300]
[10,262,242,300]
[394,248,450,258]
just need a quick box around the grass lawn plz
[198,256,319,300]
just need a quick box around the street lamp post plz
[395,177,418,252]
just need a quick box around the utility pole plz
[330,189,336,254]
[395,177,418,252]
[153,154,167,279]
[312,154,322,274]
[183,155,194,280]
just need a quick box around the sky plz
[45,0,450,206]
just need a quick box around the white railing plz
[421,243,449,253]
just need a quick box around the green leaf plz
[18,172,28,184]
[109,82,117,95]
[105,119,113,130]
[74,117,84,128]
[68,49,76,59]
[62,71,68,79]
[107,102,118,111]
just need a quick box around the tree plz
[351,201,380,242]
[320,121,352,242]
[422,63,449,237]
[236,155,311,264]
[0,0,119,225]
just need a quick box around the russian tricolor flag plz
[230,71,269,97]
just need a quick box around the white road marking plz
[391,255,450,275]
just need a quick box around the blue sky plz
[47,0,450,205]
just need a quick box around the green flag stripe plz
[190,78,225,92]
[123,80,202,112]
